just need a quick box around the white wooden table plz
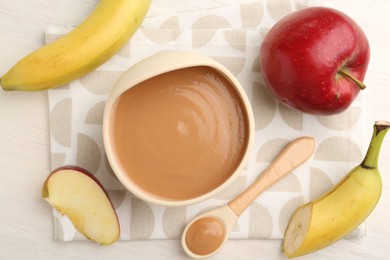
[1,0,389,259]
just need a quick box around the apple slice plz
[42,166,120,245]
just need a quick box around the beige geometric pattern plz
[266,0,294,21]
[309,167,333,201]
[316,107,361,130]
[279,196,304,235]
[85,101,105,125]
[75,133,101,174]
[210,56,246,76]
[268,173,302,193]
[162,207,187,239]
[315,137,362,162]
[47,0,367,241]
[50,153,66,170]
[248,202,273,238]
[107,190,127,209]
[223,30,247,52]
[252,82,277,130]
[256,138,289,162]
[130,198,154,240]
[79,71,124,95]
[50,98,72,147]
[213,176,248,200]
[240,1,264,28]
[279,103,304,130]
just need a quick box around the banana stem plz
[361,121,390,169]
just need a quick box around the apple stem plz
[338,69,366,90]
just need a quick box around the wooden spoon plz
[181,136,315,258]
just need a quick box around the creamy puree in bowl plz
[111,66,249,200]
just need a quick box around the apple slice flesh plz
[42,166,120,245]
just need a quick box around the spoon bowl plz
[181,205,237,258]
[181,136,316,258]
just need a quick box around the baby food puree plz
[111,66,249,200]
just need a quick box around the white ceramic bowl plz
[103,50,254,207]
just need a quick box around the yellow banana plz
[0,0,151,91]
[283,120,390,258]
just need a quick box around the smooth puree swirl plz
[112,66,248,200]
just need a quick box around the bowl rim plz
[103,50,255,207]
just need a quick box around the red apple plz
[259,7,369,115]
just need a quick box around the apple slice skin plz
[42,165,120,245]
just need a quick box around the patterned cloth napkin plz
[47,0,367,241]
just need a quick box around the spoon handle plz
[227,136,315,217]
